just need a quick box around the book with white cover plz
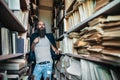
[0,62,25,70]
[66,58,81,78]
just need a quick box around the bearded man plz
[29,21,60,80]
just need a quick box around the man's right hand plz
[33,37,39,44]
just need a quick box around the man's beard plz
[38,28,46,38]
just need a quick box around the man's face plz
[37,21,46,38]
[37,21,45,30]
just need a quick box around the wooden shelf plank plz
[67,0,120,33]
[63,53,120,67]
[0,54,24,61]
[0,0,26,32]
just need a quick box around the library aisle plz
[0,0,120,80]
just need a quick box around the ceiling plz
[38,0,53,11]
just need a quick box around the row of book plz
[0,27,30,55]
[5,0,29,29]
[13,10,29,30]
[64,0,112,32]
[55,56,120,80]
[0,58,29,79]
[67,14,120,64]
[0,0,36,80]
[0,0,30,55]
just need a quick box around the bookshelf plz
[0,54,24,61]
[0,0,26,33]
[53,0,120,80]
[0,0,31,79]
[67,0,120,33]
[52,0,65,39]
[63,53,120,67]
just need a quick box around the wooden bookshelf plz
[63,53,120,67]
[0,0,31,79]
[0,54,24,61]
[0,0,26,33]
[67,0,120,34]
[0,0,28,61]
[52,0,120,79]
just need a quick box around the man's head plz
[37,21,46,38]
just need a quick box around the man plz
[30,21,60,80]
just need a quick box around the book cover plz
[16,38,24,53]
[94,64,112,80]
[0,62,25,70]
[66,58,81,78]
[81,59,91,80]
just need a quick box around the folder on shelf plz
[81,59,91,80]
[87,45,104,52]
[106,15,120,22]
[7,66,28,76]
[94,64,112,80]
[110,69,120,80]
[102,21,120,28]
[103,26,120,32]
[101,48,120,57]
[88,16,106,26]
[7,58,26,63]
[103,31,120,38]
[66,58,81,78]
[89,62,97,80]
[102,40,120,47]
[68,32,80,39]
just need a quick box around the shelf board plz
[67,0,120,34]
[63,53,120,67]
[0,0,26,33]
[0,54,24,61]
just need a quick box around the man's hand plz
[55,49,60,55]
[51,45,61,55]
[33,37,39,44]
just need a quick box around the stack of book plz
[100,15,120,62]
[0,58,28,79]
[70,14,120,64]
[80,59,120,80]
[88,15,120,62]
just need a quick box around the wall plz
[38,10,52,33]
[38,0,53,33]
